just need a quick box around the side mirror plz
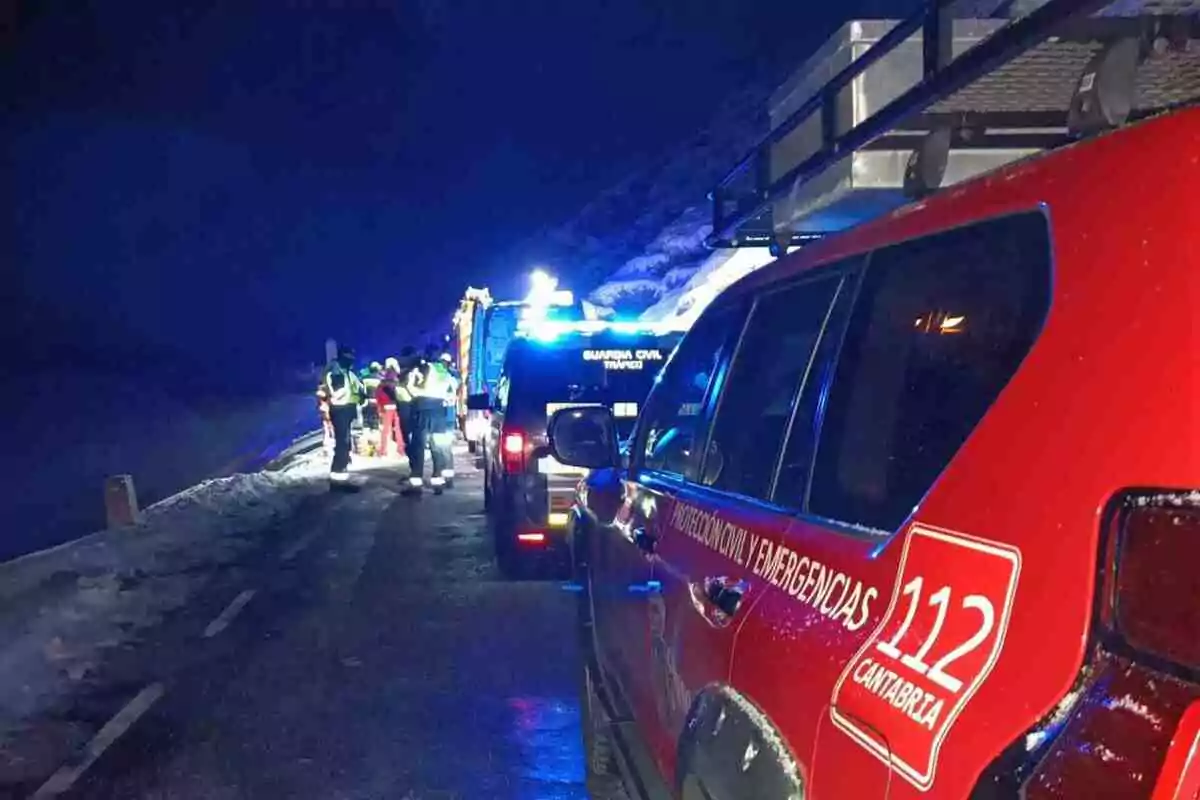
[547,406,619,469]
[466,393,491,411]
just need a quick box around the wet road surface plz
[41,457,604,799]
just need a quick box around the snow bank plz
[0,444,327,779]
[0,372,316,562]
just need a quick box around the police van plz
[469,320,683,575]
[546,1,1200,798]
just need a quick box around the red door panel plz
[729,515,893,798]
[648,482,793,781]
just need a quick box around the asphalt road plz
[30,454,604,800]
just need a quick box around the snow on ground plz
[0,439,328,778]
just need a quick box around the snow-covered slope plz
[522,84,771,319]
[548,0,1048,326]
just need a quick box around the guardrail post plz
[105,474,142,527]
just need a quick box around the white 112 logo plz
[875,576,996,694]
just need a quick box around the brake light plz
[517,532,546,544]
[1004,491,1200,800]
[1113,497,1200,668]
[501,429,526,473]
[974,491,1200,796]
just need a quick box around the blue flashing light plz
[517,317,686,342]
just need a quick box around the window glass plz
[495,373,511,413]
[506,335,679,440]
[809,212,1052,531]
[638,304,747,480]
[701,277,841,502]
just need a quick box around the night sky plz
[4,0,906,380]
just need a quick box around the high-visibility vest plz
[363,375,382,404]
[412,362,453,401]
[325,366,365,407]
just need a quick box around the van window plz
[494,373,511,413]
[639,304,747,480]
[809,212,1052,532]
[701,276,841,503]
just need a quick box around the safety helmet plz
[384,357,400,371]
[439,353,452,364]
[370,361,383,372]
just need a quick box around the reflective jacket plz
[324,363,365,407]
[410,361,455,402]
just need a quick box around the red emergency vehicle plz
[548,1,1200,798]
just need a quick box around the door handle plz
[703,576,747,618]
[632,527,657,556]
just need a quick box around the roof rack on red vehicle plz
[707,0,1200,253]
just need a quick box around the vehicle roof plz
[721,107,1200,301]
[699,103,1200,524]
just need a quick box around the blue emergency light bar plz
[516,318,686,343]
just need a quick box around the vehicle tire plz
[491,503,524,579]
[580,660,625,799]
[467,440,477,454]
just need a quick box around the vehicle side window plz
[637,304,747,480]
[809,211,1052,532]
[700,276,842,503]
[495,373,511,413]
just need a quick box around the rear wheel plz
[491,498,524,578]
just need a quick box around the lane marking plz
[203,589,257,638]
[281,526,324,562]
[32,682,166,797]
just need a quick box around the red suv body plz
[559,107,1200,799]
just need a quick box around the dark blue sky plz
[3,0,898,378]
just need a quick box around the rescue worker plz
[323,345,365,485]
[362,361,383,430]
[403,348,455,495]
[428,349,458,487]
[377,358,406,459]
[395,346,419,454]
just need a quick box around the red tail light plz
[1113,497,1200,669]
[984,491,1200,800]
[501,429,526,473]
[517,532,546,545]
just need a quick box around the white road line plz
[281,526,324,562]
[203,589,257,638]
[32,682,165,798]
